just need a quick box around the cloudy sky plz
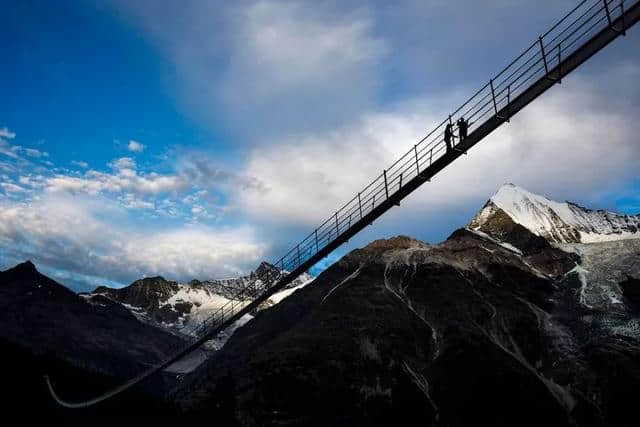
[2,0,639,291]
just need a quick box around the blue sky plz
[1,0,639,291]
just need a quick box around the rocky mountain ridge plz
[84,262,314,340]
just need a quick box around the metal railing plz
[167,0,632,354]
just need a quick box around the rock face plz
[89,276,203,326]
[87,262,314,334]
[174,186,640,427]
[470,183,640,243]
[93,276,181,310]
[620,276,640,312]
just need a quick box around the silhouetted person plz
[457,117,469,143]
[444,123,456,152]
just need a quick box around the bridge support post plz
[557,44,562,84]
[604,0,627,35]
[490,79,498,115]
[490,79,507,121]
[605,0,613,26]
[539,36,560,83]
[538,36,559,84]
[358,192,363,219]
[539,36,549,74]
[506,85,511,122]
[383,169,389,199]
[620,0,628,35]
[414,145,420,175]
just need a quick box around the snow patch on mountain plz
[466,228,523,255]
[266,277,314,305]
[470,184,640,244]
[568,264,592,308]
[166,286,223,308]
[87,262,315,361]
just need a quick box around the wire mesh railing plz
[166,0,632,356]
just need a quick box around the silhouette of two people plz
[445,117,471,153]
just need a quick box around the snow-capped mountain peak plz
[86,262,314,346]
[469,183,640,243]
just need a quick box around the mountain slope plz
[0,261,184,378]
[174,232,583,425]
[470,183,640,243]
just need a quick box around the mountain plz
[470,183,640,244]
[85,262,314,343]
[0,261,188,422]
[0,261,184,376]
[173,185,640,427]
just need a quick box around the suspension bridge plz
[46,0,640,408]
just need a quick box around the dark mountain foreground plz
[0,261,185,425]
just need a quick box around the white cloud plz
[127,140,146,153]
[119,193,155,210]
[0,193,267,285]
[110,156,136,170]
[46,170,187,196]
[0,127,16,139]
[46,176,105,195]
[178,154,265,193]
[0,140,21,159]
[1,182,27,193]
[44,155,187,196]
[122,226,265,279]
[114,0,387,138]
[0,139,48,161]
[237,1,385,89]
[24,148,49,158]
[71,160,89,168]
[238,108,431,225]
[218,1,387,136]
[18,175,45,188]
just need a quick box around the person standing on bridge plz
[444,123,456,152]
[457,117,470,143]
